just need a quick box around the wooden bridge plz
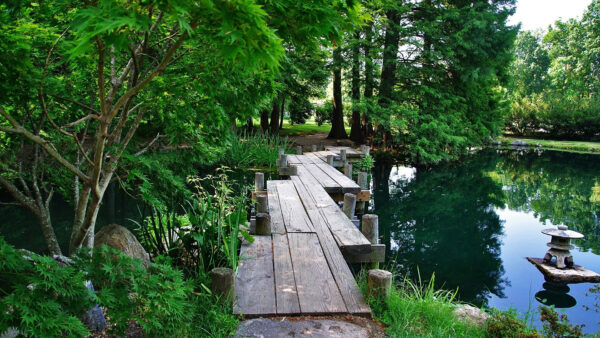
[233,146,383,318]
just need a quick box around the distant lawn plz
[500,136,600,154]
[280,119,351,136]
[238,117,350,136]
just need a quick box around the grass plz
[499,136,600,154]
[362,273,487,337]
[239,118,350,136]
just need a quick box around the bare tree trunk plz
[363,23,375,140]
[349,32,364,143]
[260,109,269,133]
[279,97,285,129]
[328,46,348,139]
[269,98,280,134]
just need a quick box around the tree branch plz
[51,95,100,115]
[0,108,89,182]
[134,132,162,156]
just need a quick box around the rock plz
[94,224,150,267]
[527,257,600,283]
[235,318,370,338]
[510,140,530,147]
[80,280,107,332]
[453,304,488,326]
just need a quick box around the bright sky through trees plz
[508,0,591,31]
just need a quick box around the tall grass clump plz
[134,168,252,275]
[363,273,486,337]
[221,131,291,168]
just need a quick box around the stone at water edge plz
[527,257,600,284]
[235,319,370,338]
[510,140,530,147]
[94,224,150,267]
[453,304,488,326]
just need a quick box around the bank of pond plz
[1,148,599,334]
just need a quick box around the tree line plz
[506,0,600,140]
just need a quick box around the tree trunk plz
[363,23,375,140]
[379,10,401,107]
[279,96,285,129]
[260,109,269,133]
[328,46,348,139]
[376,10,401,147]
[246,118,253,132]
[269,98,280,134]
[349,32,364,143]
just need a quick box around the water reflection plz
[372,148,600,331]
[372,151,508,306]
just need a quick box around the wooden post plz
[367,269,392,298]
[311,144,318,152]
[277,154,288,168]
[356,172,368,214]
[210,267,234,300]
[327,155,335,166]
[255,213,271,235]
[362,214,379,268]
[319,141,325,151]
[278,148,285,157]
[344,163,352,179]
[296,145,303,155]
[361,214,379,244]
[357,172,368,189]
[362,145,370,156]
[256,194,268,213]
[343,193,357,219]
[255,172,265,191]
[340,149,347,163]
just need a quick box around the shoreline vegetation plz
[497,136,600,154]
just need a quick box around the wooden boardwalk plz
[234,146,376,318]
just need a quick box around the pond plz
[370,148,600,333]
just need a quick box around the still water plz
[370,149,600,332]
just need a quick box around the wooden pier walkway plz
[234,146,378,318]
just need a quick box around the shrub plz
[135,168,252,274]
[539,306,583,337]
[75,246,194,336]
[485,308,539,337]
[0,237,94,337]
[220,131,291,168]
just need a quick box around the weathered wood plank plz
[342,244,386,263]
[292,169,371,253]
[287,154,301,165]
[304,164,342,193]
[272,233,301,314]
[314,162,361,194]
[291,177,371,315]
[287,232,347,314]
[276,181,314,233]
[234,236,277,316]
[267,181,286,234]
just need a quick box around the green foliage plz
[363,273,486,337]
[220,131,291,169]
[539,306,583,337]
[485,308,539,337]
[0,237,94,337]
[506,1,600,140]
[75,245,193,336]
[314,101,333,126]
[135,169,251,274]
[354,154,374,173]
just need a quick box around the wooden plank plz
[276,181,314,233]
[286,154,302,165]
[326,146,364,158]
[234,236,277,316]
[304,164,342,193]
[287,233,347,314]
[342,244,386,263]
[292,171,370,253]
[331,190,370,202]
[304,152,325,164]
[272,233,301,314]
[314,162,361,194]
[291,177,371,315]
[267,181,286,234]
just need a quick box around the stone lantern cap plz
[541,225,584,239]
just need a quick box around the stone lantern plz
[542,225,584,269]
